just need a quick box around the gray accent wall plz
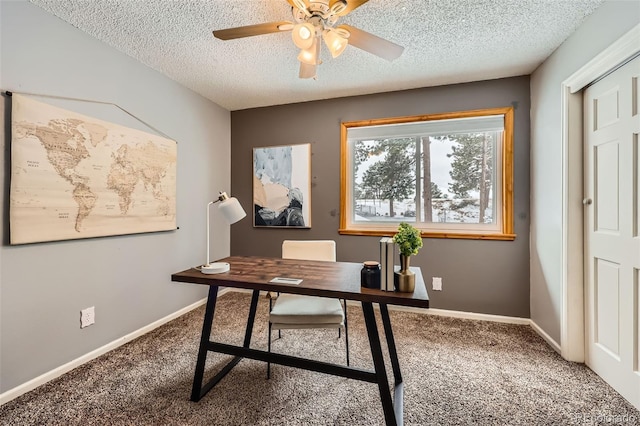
[231,77,531,318]
[530,1,640,345]
[0,1,230,394]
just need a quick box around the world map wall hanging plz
[9,94,177,244]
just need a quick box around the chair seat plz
[270,322,343,330]
[269,294,344,326]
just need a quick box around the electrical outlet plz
[432,277,443,291]
[80,306,95,328]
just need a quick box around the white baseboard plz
[530,319,562,353]
[387,304,531,325]
[0,297,208,406]
[0,288,559,406]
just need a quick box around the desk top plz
[172,256,429,309]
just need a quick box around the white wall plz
[530,0,640,344]
[0,1,231,394]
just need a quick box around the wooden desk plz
[172,256,429,426]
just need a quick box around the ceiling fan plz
[212,0,404,79]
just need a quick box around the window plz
[339,107,515,240]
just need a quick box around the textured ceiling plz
[29,0,605,111]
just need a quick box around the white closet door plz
[584,55,640,410]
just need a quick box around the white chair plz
[267,240,349,378]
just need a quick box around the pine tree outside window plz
[339,107,515,240]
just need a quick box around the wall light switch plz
[432,277,442,291]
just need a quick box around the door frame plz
[560,24,640,362]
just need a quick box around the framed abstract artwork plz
[253,143,311,228]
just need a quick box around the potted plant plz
[392,222,423,292]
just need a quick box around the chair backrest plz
[282,240,336,262]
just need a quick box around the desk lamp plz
[201,191,246,274]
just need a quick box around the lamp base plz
[201,262,230,274]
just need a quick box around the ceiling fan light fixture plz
[212,0,405,79]
[297,37,320,65]
[297,47,318,65]
[323,29,348,58]
[292,23,315,49]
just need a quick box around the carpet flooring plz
[1,291,637,425]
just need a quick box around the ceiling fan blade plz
[331,0,369,16]
[213,21,293,40]
[286,0,309,7]
[338,24,404,61]
[299,62,317,79]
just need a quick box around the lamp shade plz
[202,192,246,274]
[323,29,348,58]
[218,196,246,224]
[292,23,315,49]
[297,36,320,65]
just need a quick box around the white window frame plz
[339,107,515,240]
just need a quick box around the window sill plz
[338,228,517,241]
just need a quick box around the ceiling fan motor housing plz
[293,1,340,29]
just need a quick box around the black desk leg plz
[379,304,402,384]
[380,304,404,424]
[191,288,260,402]
[362,302,397,426]
[243,290,260,347]
[191,286,219,401]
